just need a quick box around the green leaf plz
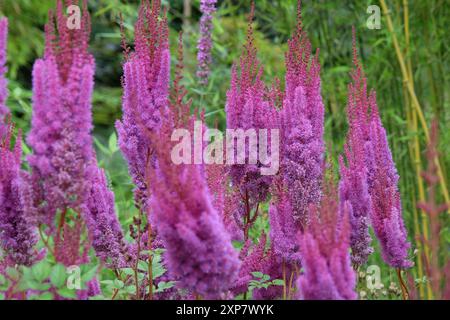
[262,274,270,282]
[94,137,111,155]
[50,264,67,288]
[81,266,98,283]
[272,279,285,286]
[6,267,20,281]
[38,292,54,300]
[57,288,77,299]
[108,132,119,153]
[113,279,124,289]
[31,261,51,282]
[251,271,264,279]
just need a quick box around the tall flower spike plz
[0,18,8,138]
[280,1,325,228]
[27,0,95,226]
[297,178,357,300]
[149,121,240,298]
[0,125,39,266]
[225,2,277,207]
[81,166,129,268]
[338,32,373,266]
[116,0,170,211]
[368,93,412,268]
[197,0,218,85]
[349,32,412,269]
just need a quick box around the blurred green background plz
[1,0,448,299]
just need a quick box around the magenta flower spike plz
[27,0,95,225]
[0,18,9,138]
[0,125,38,266]
[297,182,357,300]
[197,0,218,85]
[368,95,412,269]
[149,119,240,299]
[347,34,412,269]
[279,2,325,228]
[81,166,129,268]
[338,42,374,266]
[116,0,170,211]
[225,3,277,206]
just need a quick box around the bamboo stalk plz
[380,0,449,212]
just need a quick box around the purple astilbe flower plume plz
[297,179,357,300]
[225,3,277,209]
[0,18,9,139]
[149,119,240,298]
[81,166,129,268]
[348,33,412,269]
[0,125,39,266]
[280,1,325,229]
[27,0,95,226]
[269,177,301,265]
[368,97,412,269]
[116,0,170,212]
[197,0,217,85]
[338,39,374,266]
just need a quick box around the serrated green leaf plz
[251,271,264,279]
[113,279,124,289]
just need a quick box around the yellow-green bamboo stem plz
[380,0,449,213]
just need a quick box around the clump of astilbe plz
[225,3,277,234]
[196,0,217,85]
[279,2,325,229]
[116,0,170,212]
[297,179,357,300]
[27,1,95,226]
[417,120,449,299]
[81,166,129,268]
[0,125,39,266]
[0,18,8,138]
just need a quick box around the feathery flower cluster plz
[346,40,411,269]
[225,4,277,206]
[368,100,412,268]
[0,126,38,266]
[0,18,8,138]
[27,1,95,225]
[297,181,357,300]
[150,120,240,298]
[338,43,373,266]
[82,166,129,268]
[116,0,170,211]
[279,3,324,228]
[197,0,217,85]
[269,178,301,264]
